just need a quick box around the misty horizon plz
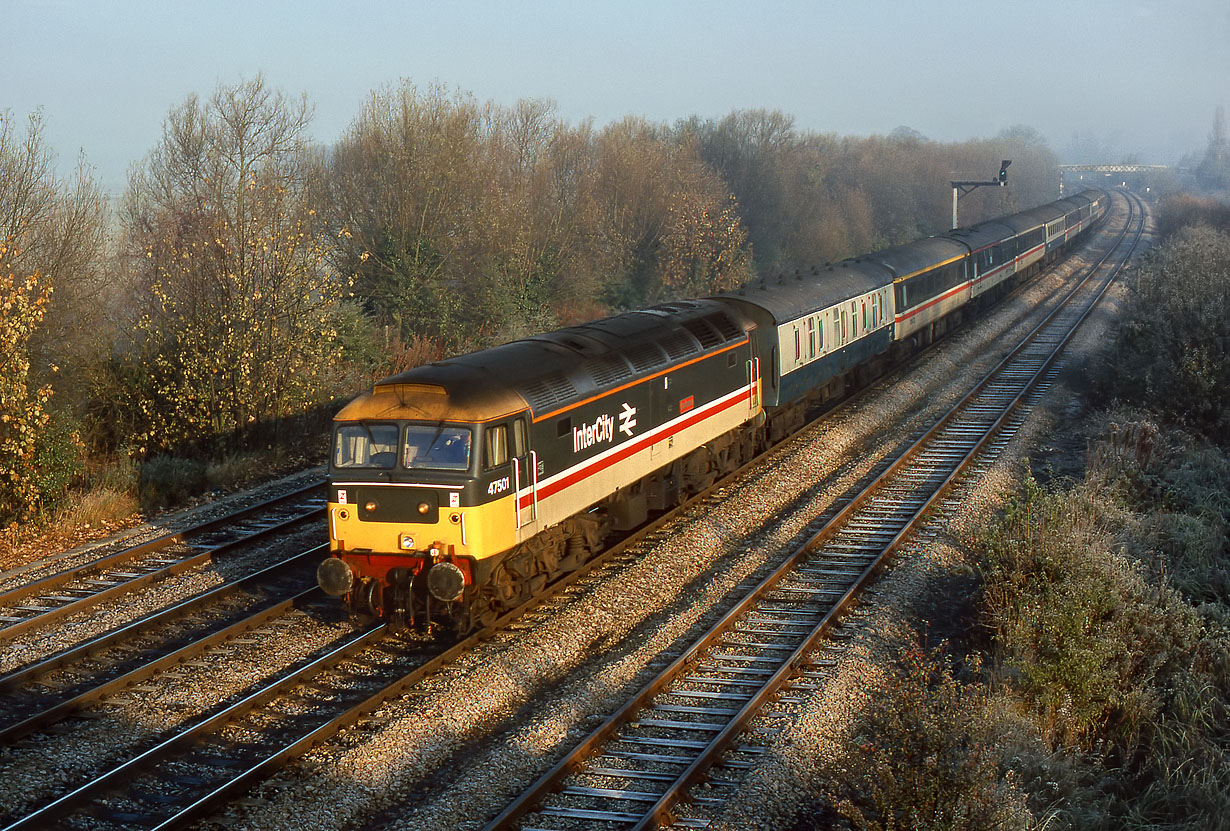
[6,0,1228,194]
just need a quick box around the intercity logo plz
[573,412,615,453]
[619,402,637,437]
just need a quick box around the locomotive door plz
[511,416,538,531]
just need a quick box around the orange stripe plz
[892,252,966,283]
[531,338,747,422]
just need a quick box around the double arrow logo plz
[619,402,637,437]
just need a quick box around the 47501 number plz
[487,476,511,496]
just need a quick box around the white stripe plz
[520,383,752,498]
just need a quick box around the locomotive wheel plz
[466,589,501,632]
[359,580,381,616]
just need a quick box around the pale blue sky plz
[6,0,1228,193]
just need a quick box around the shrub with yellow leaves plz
[0,240,53,521]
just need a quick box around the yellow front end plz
[321,481,521,623]
[326,485,519,566]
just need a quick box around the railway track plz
[0,545,326,744]
[0,196,1141,831]
[480,190,1146,830]
[0,482,326,642]
[0,477,775,831]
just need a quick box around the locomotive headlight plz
[317,557,354,596]
[399,534,415,551]
[417,501,430,515]
[364,500,378,513]
[427,561,466,602]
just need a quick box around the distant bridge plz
[1059,163,1175,174]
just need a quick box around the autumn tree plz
[693,111,1060,269]
[326,85,612,355]
[0,241,54,520]
[119,76,346,454]
[591,117,752,308]
[326,86,751,358]
[688,109,801,266]
[0,109,109,408]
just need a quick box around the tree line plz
[1,75,1063,522]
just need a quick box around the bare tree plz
[120,76,344,453]
[1197,106,1229,191]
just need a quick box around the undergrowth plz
[814,424,1230,831]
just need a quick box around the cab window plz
[404,424,472,471]
[484,424,509,470]
[512,418,527,457]
[334,423,398,469]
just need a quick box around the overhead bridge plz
[1059,163,1174,174]
[1059,163,1184,194]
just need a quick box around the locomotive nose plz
[317,556,355,596]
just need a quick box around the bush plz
[827,630,1025,831]
[977,457,1230,829]
[30,413,85,513]
[1087,418,1229,606]
[1155,194,1230,239]
[1097,225,1230,443]
[977,471,1201,752]
[138,455,207,512]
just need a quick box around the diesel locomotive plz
[317,189,1108,632]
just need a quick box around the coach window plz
[840,310,847,343]
[808,317,816,358]
[861,301,867,331]
[817,316,824,351]
[484,424,509,470]
[794,327,801,363]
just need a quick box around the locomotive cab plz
[318,372,532,630]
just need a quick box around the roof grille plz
[705,312,742,341]
[583,354,633,388]
[625,341,667,372]
[518,372,578,412]
[682,318,723,349]
[659,331,700,361]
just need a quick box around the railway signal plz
[951,159,1011,229]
